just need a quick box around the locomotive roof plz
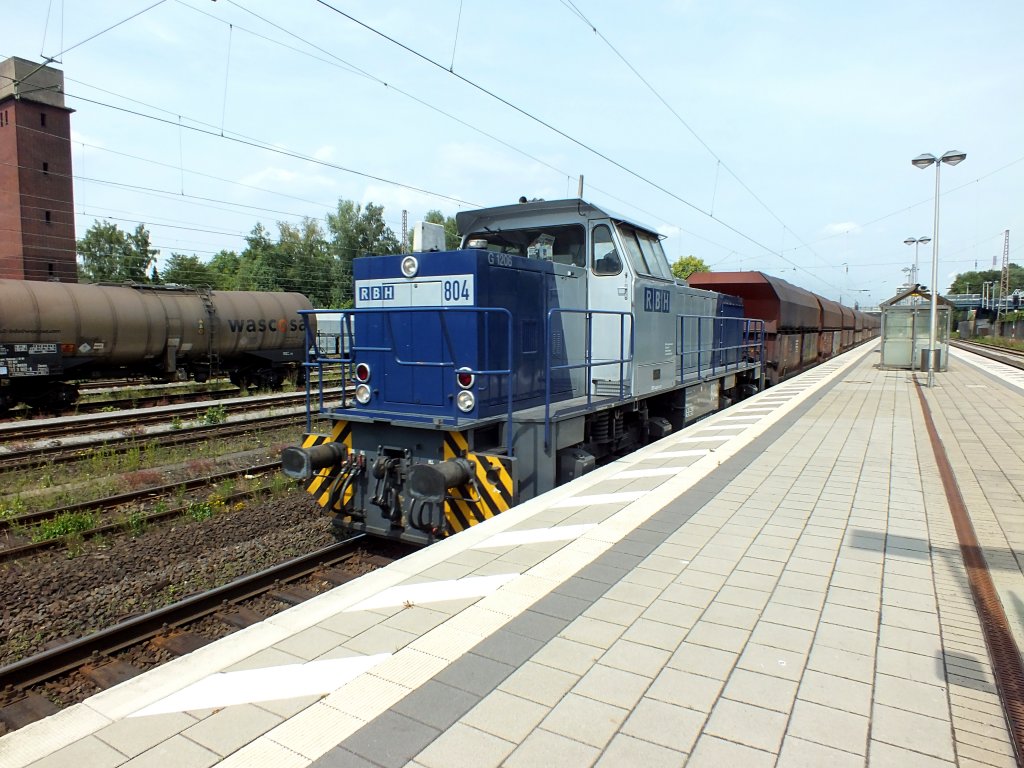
[455,198,660,239]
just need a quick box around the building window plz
[42,162,49,175]
[0,110,7,127]
[40,113,47,127]
[45,210,52,223]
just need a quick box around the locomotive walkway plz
[4,339,1024,767]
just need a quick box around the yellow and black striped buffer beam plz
[443,430,516,534]
[301,421,353,510]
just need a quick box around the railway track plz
[952,339,1024,370]
[0,389,340,446]
[0,460,283,562]
[0,537,402,733]
[0,413,303,472]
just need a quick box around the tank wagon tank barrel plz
[0,279,314,412]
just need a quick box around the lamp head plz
[919,236,931,244]
[904,238,916,246]
[912,153,937,169]
[940,150,966,166]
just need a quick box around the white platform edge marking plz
[345,573,519,612]
[130,654,390,718]
[548,490,646,509]
[613,467,688,479]
[473,523,596,549]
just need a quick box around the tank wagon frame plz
[0,280,312,412]
[284,199,768,547]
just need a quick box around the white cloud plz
[822,222,861,237]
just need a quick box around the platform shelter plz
[879,285,952,371]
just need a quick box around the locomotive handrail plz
[297,307,515,454]
[677,314,765,385]
[543,307,634,452]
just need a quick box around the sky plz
[4,0,1023,307]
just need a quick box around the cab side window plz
[591,224,621,276]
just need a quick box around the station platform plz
[4,339,1024,768]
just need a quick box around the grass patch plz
[32,510,97,542]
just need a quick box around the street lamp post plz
[903,236,931,289]
[912,150,966,387]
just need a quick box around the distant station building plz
[0,57,77,281]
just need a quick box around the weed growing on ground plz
[33,510,97,542]
[0,496,26,520]
[202,404,228,425]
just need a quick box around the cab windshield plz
[616,223,672,279]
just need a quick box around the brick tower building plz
[0,57,77,281]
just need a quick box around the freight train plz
[0,279,313,413]
[282,198,878,547]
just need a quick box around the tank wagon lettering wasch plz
[284,198,878,548]
[224,317,307,333]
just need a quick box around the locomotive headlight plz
[456,366,475,389]
[456,389,475,413]
[354,384,372,404]
[400,255,419,278]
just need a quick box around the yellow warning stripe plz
[301,421,352,510]
[441,430,514,534]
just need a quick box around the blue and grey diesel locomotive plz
[0,280,313,412]
[283,198,766,546]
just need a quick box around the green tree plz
[671,255,710,281]
[948,264,1023,294]
[207,249,241,290]
[161,253,216,287]
[407,210,459,250]
[327,200,401,306]
[77,220,157,283]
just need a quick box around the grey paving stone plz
[798,669,872,716]
[540,692,628,748]
[121,735,220,768]
[786,698,869,756]
[574,663,652,709]
[594,734,688,768]
[339,710,440,768]
[461,690,550,743]
[499,660,579,707]
[95,712,197,758]
[503,609,570,643]
[749,621,815,654]
[685,620,751,653]
[736,642,805,682]
[561,615,627,649]
[874,672,951,720]
[553,575,614,602]
[722,667,798,713]
[311,746,380,767]
[871,703,955,761]
[868,740,957,767]
[621,617,689,651]
[646,666,724,712]
[413,722,516,768]
[504,726,601,767]
[182,703,282,756]
[575,561,630,585]
[777,735,865,768]
[667,641,738,679]
[472,628,545,666]
[435,652,516,696]
[586,597,647,626]
[686,734,776,768]
[24,736,127,768]
[705,697,787,753]
[601,638,672,677]
[620,698,707,753]
[391,680,481,731]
